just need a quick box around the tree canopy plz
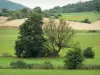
[43,19,75,56]
[15,12,48,58]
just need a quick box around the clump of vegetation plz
[83,47,95,58]
[54,15,59,19]
[42,61,54,69]
[10,60,32,69]
[64,47,84,69]
[54,14,62,19]
[81,18,91,24]
[88,30,97,33]
[79,64,100,70]
[10,60,54,69]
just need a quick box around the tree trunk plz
[49,47,62,57]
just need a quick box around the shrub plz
[88,30,97,33]
[81,18,91,24]
[64,47,84,69]
[10,60,27,69]
[83,47,95,58]
[78,64,100,70]
[54,15,59,19]
[42,61,54,69]
[10,60,34,69]
[58,14,62,17]
[27,64,34,69]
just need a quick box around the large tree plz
[43,19,75,56]
[15,12,48,58]
[34,7,42,14]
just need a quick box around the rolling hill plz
[0,0,25,10]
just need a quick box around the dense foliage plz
[46,1,94,13]
[15,12,48,58]
[64,47,84,69]
[83,47,95,58]
[93,0,100,12]
[0,7,46,20]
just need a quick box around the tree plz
[93,0,100,12]
[15,12,48,58]
[34,7,42,14]
[64,47,84,69]
[43,19,75,56]
[43,10,50,18]
[21,8,29,13]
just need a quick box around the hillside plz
[0,0,25,10]
[46,1,94,13]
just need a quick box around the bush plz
[10,60,27,69]
[54,15,59,19]
[83,47,95,58]
[58,14,62,17]
[78,64,100,70]
[10,60,34,69]
[81,18,91,24]
[42,61,54,69]
[88,30,97,33]
[64,47,84,69]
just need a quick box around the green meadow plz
[0,28,100,57]
[0,70,100,75]
[60,12,100,22]
[0,28,100,67]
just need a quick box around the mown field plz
[0,69,100,75]
[0,28,100,67]
[60,12,100,22]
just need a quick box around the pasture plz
[60,12,100,22]
[0,28,100,57]
[0,28,100,67]
[0,69,100,75]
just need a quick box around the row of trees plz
[44,0,100,13]
[0,7,47,20]
[48,1,94,13]
[1,0,100,20]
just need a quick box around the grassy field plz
[0,28,100,57]
[60,12,100,22]
[0,28,18,56]
[0,28,100,67]
[0,69,100,75]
